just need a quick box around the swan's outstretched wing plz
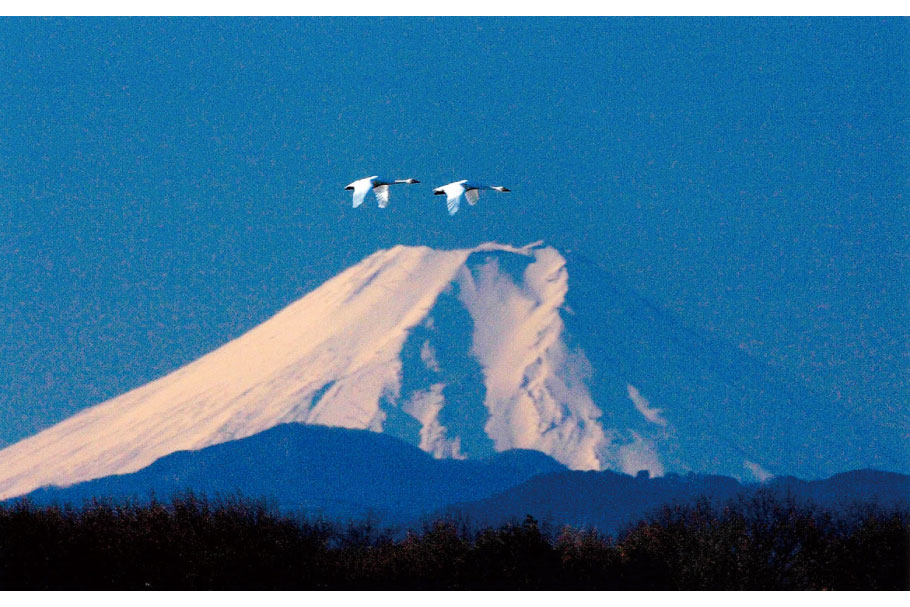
[443,182,466,215]
[351,180,372,208]
[373,184,390,208]
[465,189,480,206]
[447,192,461,215]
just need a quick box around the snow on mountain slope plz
[456,247,607,470]
[0,242,636,500]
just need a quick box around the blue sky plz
[0,18,906,470]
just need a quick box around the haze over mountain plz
[0,241,902,501]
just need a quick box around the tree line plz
[0,491,906,590]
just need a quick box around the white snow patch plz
[627,384,667,427]
[618,432,665,477]
[744,460,774,482]
[402,383,463,459]
[456,247,607,471]
[420,341,441,373]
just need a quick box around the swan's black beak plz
[344,186,354,191]
[433,190,444,195]
[501,187,511,192]
[411,179,421,184]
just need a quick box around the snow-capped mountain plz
[0,241,896,501]
[0,242,629,500]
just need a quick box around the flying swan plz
[345,176,420,208]
[432,180,511,215]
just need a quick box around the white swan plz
[345,176,420,208]
[432,180,511,215]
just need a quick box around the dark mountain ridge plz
[13,422,908,532]
[440,466,910,533]
[17,423,565,525]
